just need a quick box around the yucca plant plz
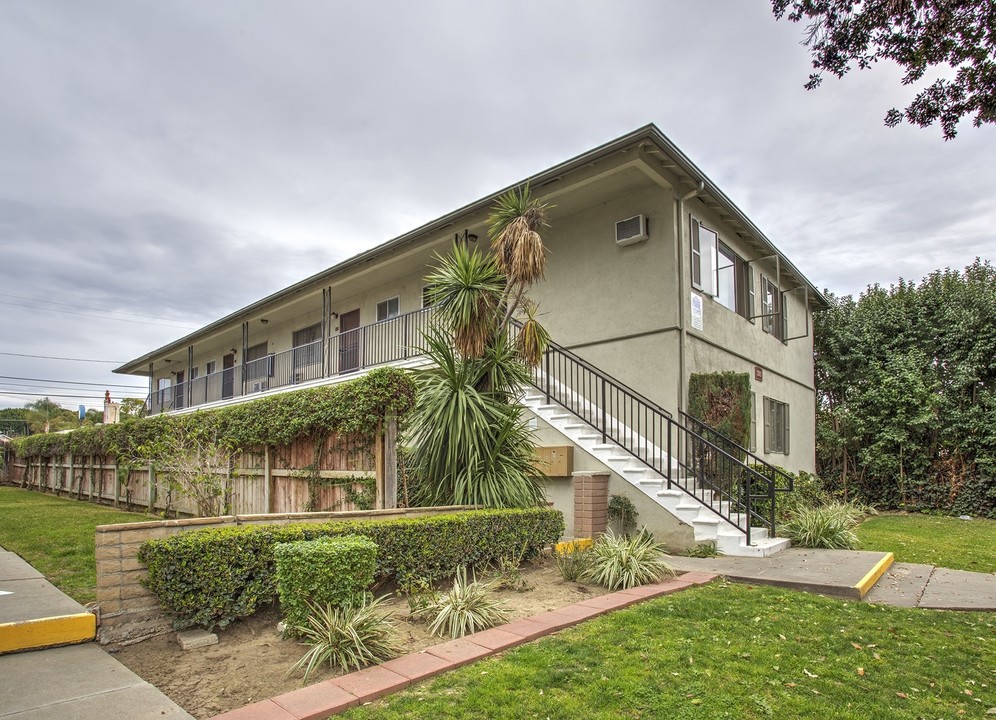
[420,566,509,639]
[287,597,400,682]
[582,529,675,590]
[781,502,861,549]
[406,330,544,508]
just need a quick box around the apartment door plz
[339,309,361,373]
[222,353,235,399]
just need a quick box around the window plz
[760,275,784,340]
[763,397,790,454]
[190,366,199,381]
[690,219,716,295]
[693,220,753,320]
[421,286,434,308]
[245,341,273,379]
[377,297,400,322]
[750,392,757,453]
[206,361,216,376]
[293,323,322,368]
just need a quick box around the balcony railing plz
[149,307,437,414]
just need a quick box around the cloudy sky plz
[1,1,993,411]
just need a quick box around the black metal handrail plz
[521,331,784,544]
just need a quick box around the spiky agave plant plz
[488,185,550,323]
[582,529,675,590]
[287,597,400,682]
[515,300,551,369]
[420,566,509,639]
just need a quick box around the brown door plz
[339,309,361,372]
[222,353,235,399]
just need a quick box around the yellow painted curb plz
[853,552,895,598]
[0,612,96,654]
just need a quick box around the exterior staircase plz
[518,332,795,557]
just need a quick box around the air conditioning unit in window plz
[615,214,649,246]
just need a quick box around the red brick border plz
[208,572,718,720]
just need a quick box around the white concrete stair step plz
[691,515,722,541]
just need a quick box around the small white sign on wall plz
[690,292,704,331]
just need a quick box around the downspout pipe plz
[675,181,705,417]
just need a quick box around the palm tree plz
[408,186,553,508]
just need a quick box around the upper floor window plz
[760,275,786,341]
[692,219,754,320]
[377,297,400,322]
[293,323,322,368]
[206,360,216,376]
[422,286,434,308]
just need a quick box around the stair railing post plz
[544,348,550,403]
[600,377,607,443]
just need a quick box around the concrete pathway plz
[0,547,192,720]
[668,547,996,609]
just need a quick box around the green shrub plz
[420,566,509,638]
[781,502,862,549]
[288,597,400,681]
[138,507,563,630]
[275,535,377,633]
[582,529,674,590]
[607,494,638,535]
[554,545,592,582]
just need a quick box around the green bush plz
[138,507,564,630]
[275,535,377,632]
[781,502,862,549]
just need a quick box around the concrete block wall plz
[94,506,474,645]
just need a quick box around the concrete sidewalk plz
[0,547,192,720]
[669,547,996,609]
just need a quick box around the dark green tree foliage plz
[815,259,996,516]
[687,372,752,448]
[773,0,996,139]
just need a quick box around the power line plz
[0,391,143,400]
[0,375,146,389]
[0,352,124,363]
[0,299,196,329]
[0,293,200,326]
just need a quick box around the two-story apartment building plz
[116,124,824,479]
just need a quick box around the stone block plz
[176,628,218,650]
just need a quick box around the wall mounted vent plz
[615,215,649,246]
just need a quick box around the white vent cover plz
[615,215,649,246]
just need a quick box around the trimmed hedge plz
[138,507,564,630]
[275,535,377,632]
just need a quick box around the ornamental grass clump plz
[582,530,674,590]
[554,542,593,582]
[420,566,509,639]
[781,501,862,549]
[288,597,400,682]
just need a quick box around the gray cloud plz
[0,0,993,408]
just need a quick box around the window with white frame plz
[421,286,434,308]
[245,341,272,380]
[376,297,400,322]
[763,396,790,454]
[760,275,785,341]
[693,217,755,321]
[690,219,717,296]
[206,360,216,375]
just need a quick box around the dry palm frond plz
[489,186,549,284]
[516,302,550,368]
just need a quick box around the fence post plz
[263,446,272,514]
[148,464,157,512]
[374,420,384,510]
[384,414,398,510]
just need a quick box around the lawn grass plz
[0,486,152,603]
[856,513,996,573]
[342,582,994,720]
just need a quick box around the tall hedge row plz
[815,260,996,517]
[137,507,564,630]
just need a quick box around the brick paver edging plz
[208,571,718,720]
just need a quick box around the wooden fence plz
[4,425,399,516]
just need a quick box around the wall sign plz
[690,293,703,331]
